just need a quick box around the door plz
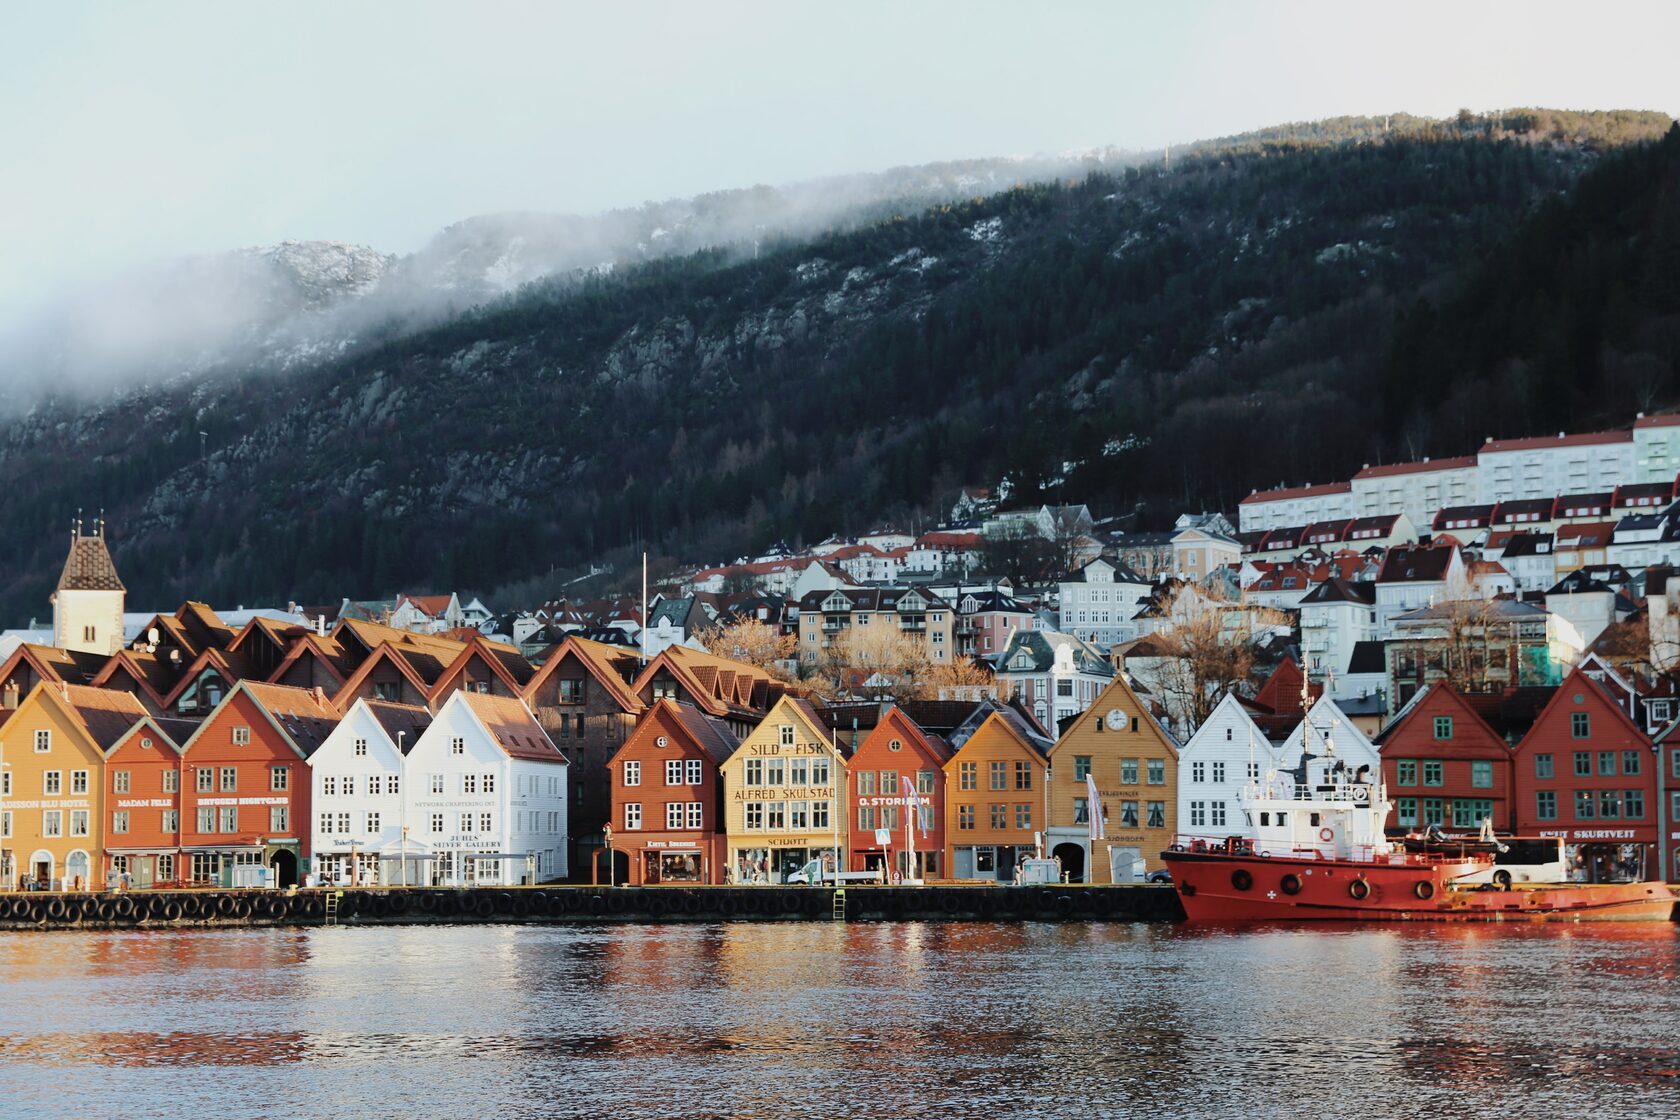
[953,847,974,879]
[1109,846,1145,883]
[32,854,53,889]
[1052,843,1086,883]
[269,849,299,889]
[66,851,90,891]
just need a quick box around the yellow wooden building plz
[718,696,846,883]
[942,710,1050,882]
[1046,673,1181,880]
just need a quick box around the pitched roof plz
[1351,455,1477,480]
[459,692,565,763]
[239,681,342,757]
[523,635,646,713]
[1482,429,1630,453]
[364,700,433,751]
[1377,546,1457,583]
[1240,481,1352,505]
[663,699,742,766]
[1299,577,1375,606]
[1347,640,1387,675]
[60,684,149,751]
[56,532,125,592]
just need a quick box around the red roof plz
[1634,414,1680,429]
[1240,481,1352,505]
[1481,430,1630,453]
[1352,455,1477,480]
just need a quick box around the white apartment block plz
[1239,413,1680,532]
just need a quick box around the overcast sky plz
[2,1,1676,314]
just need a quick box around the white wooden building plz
[306,699,433,886]
[1174,694,1277,844]
[406,691,569,885]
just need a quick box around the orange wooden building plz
[102,715,198,887]
[942,709,1050,882]
[846,707,949,880]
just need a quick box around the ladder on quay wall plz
[324,890,342,927]
[831,889,846,922]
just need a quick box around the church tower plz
[51,515,125,656]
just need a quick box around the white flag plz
[1086,773,1106,840]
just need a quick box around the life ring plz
[1230,869,1254,891]
[1318,827,1334,843]
[1413,880,1436,900]
[1280,874,1303,896]
[1492,870,1513,891]
[1348,878,1371,901]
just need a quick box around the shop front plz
[1538,827,1656,883]
[719,696,848,886]
[640,843,707,884]
[730,840,839,884]
[104,848,179,889]
[951,844,1031,882]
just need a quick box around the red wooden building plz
[102,715,198,888]
[1375,683,1515,832]
[845,706,950,879]
[605,699,740,885]
[178,681,339,887]
[1513,669,1659,882]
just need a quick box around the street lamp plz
[396,732,408,887]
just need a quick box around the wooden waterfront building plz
[606,699,740,885]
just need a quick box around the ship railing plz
[1166,835,1258,857]
[1239,782,1377,804]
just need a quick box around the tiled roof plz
[1240,481,1352,505]
[1351,455,1477,480]
[665,700,742,766]
[57,533,125,592]
[461,692,564,763]
[242,681,341,757]
[365,700,433,751]
[1482,429,1630,453]
[61,684,148,751]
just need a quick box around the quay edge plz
[0,884,1187,931]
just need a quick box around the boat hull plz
[1163,850,1676,923]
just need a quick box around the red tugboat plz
[1163,715,1674,923]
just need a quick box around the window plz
[780,725,795,747]
[1422,761,1443,787]
[1146,801,1165,828]
[323,775,338,797]
[686,760,702,785]
[1189,801,1205,827]
[34,729,50,752]
[198,807,216,832]
[1471,761,1492,789]
[451,737,465,755]
[766,802,786,829]
[353,737,368,757]
[42,810,64,837]
[1622,750,1642,776]
[365,811,380,833]
[1121,759,1139,784]
[1598,751,1616,777]
[1211,802,1227,827]
[1146,760,1164,785]
[1452,799,1492,828]
[219,767,237,792]
[1075,756,1092,781]
[463,774,478,795]
[386,774,400,795]
[163,770,178,793]
[856,770,876,796]
[1574,790,1595,820]
[790,801,810,830]
[431,813,444,833]
[1599,790,1622,819]
[1015,803,1032,829]
[1119,801,1139,827]
[1396,760,1417,786]
[623,760,641,786]
[666,760,683,786]
[1015,761,1032,790]
[479,812,492,833]
[113,770,131,794]
[667,802,685,829]
[459,811,475,833]
[990,803,1008,829]
[916,770,935,795]
[1624,790,1645,819]
[1433,716,1453,740]
[958,804,974,830]
[113,810,130,834]
[161,810,178,833]
[879,770,898,797]
[959,762,976,791]
[557,679,586,704]
[232,726,251,746]
[1422,798,1444,826]
[686,802,703,829]
[1396,798,1418,827]
[558,714,570,738]
[1191,761,1204,783]
[1056,679,1074,697]
[1571,712,1590,739]
[429,773,445,794]
[1573,751,1592,777]
[858,804,876,831]
[1535,753,1553,779]
[270,806,288,832]
[43,770,61,795]
[811,757,830,785]
[766,760,785,786]
[221,807,239,832]
[989,761,1007,790]
[1074,798,1090,824]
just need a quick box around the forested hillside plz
[0,111,1674,620]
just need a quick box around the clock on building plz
[1105,709,1126,731]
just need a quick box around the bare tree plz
[917,656,997,701]
[702,617,796,680]
[1147,583,1293,731]
[820,624,933,704]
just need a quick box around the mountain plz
[0,109,1674,621]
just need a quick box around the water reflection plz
[0,922,1676,1119]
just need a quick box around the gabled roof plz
[523,635,646,713]
[364,700,433,751]
[58,683,150,752]
[159,647,242,710]
[633,645,791,720]
[0,643,109,689]
[1514,668,1648,755]
[1377,546,1457,584]
[1299,577,1375,606]
[858,706,953,766]
[237,681,342,757]
[106,713,197,759]
[1346,640,1387,675]
[266,632,355,687]
[56,531,124,592]
[1373,682,1512,752]
[89,649,179,710]
[331,641,442,708]
[658,699,742,766]
[456,692,565,763]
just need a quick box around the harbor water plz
[2,921,1677,1119]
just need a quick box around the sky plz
[1,0,1676,316]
